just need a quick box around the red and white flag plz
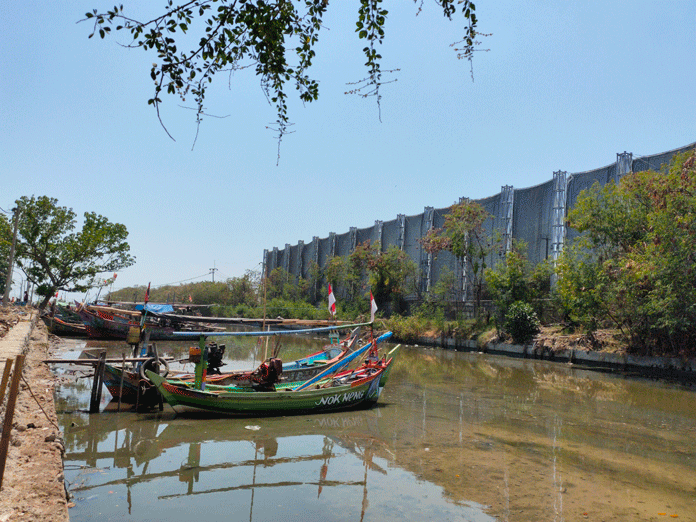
[370,292,378,323]
[328,284,336,316]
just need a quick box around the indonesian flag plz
[144,282,151,304]
[370,292,378,323]
[328,284,336,316]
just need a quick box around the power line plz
[149,273,212,288]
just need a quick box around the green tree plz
[0,213,10,297]
[349,241,417,316]
[560,150,696,355]
[421,199,495,315]
[306,260,322,303]
[83,1,481,151]
[554,242,606,332]
[324,255,348,297]
[265,267,299,300]
[225,271,259,306]
[484,241,552,323]
[7,196,135,310]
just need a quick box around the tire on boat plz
[139,357,170,380]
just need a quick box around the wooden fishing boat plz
[103,327,363,404]
[41,314,89,337]
[77,303,218,340]
[175,327,362,387]
[147,332,398,416]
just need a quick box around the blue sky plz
[2,1,695,300]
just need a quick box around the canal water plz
[53,334,696,522]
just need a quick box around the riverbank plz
[0,307,69,522]
[405,326,696,382]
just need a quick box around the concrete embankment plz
[409,335,696,381]
[0,308,69,522]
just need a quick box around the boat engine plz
[252,358,283,391]
[206,342,226,374]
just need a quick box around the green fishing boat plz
[147,332,398,416]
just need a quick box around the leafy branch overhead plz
[83,1,482,151]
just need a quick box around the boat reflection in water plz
[56,336,696,522]
[61,407,494,522]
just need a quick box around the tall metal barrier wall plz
[263,141,695,301]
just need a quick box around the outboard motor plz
[252,358,283,391]
[207,342,226,375]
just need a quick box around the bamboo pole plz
[43,357,173,364]
[0,355,25,487]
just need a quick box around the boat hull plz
[104,334,360,404]
[41,315,89,337]
[148,345,399,416]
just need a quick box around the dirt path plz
[0,307,69,522]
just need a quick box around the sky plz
[2,1,695,301]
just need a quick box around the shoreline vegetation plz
[4,151,694,380]
[96,149,696,368]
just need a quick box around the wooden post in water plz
[0,355,25,488]
[89,351,106,413]
[151,343,164,411]
[0,358,13,406]
[117,352,126,412]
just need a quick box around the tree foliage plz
[503,301,540,345]
[83,1,481,152]
[484,240,552,322]
[0,213,10,297]
[421,199,494,313]
[7,196,135,310]
[349,241,418,316]
[559,150,696,355]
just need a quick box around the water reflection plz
[61,408,493,522]
[54,337,696,522]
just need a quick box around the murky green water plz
[54,336,696,522]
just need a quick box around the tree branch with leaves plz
[82,1,484,158]
[421,199,494,314]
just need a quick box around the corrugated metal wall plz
[263,142,695,300]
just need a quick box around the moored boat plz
[77,303,219,340]
[41,315,89,337]
[102,326,364,404]
[147,332,398,416]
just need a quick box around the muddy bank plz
[407,332,696,381]
[0,309,69,522]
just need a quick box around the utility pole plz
[209,263,218,283]
[2,207,21,306]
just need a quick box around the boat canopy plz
[135,303,175,314]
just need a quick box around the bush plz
[386,315,426,344]
[503,301,540,345]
